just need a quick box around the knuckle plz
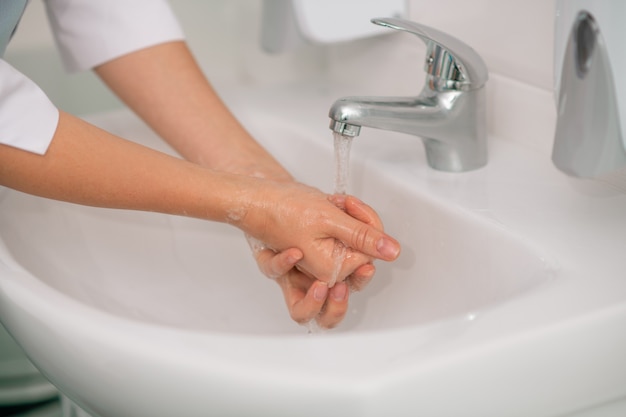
[350,225,373,251]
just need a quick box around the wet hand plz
[239,181,400,285]
[253,246,377,328]
[249,195,386,328]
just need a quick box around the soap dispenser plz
[553,0,626,178]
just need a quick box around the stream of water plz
[329,131,354,288]
[306,132,354,333]
[248,132,355,332]
[333,131,354,195]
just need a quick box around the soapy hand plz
[250,195,387,328]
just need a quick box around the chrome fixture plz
[329,18,488,172]
[553,10,626,178]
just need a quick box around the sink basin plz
[0,114,551,336]
[0,85,625,417]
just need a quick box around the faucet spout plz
[330,94,447,137]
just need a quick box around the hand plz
[254,246,361,328]
[238,180,400,285]
[250,196,385,328]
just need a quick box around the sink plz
[255,115,555,331]
[0,112,552,335]
[0,85,625,417]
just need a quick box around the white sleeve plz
[0,60,59,155]
[44,0,185,72]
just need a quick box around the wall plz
[408,0,557,151]
[323,0,557,152]
[411,0,555,90]
[5,0,557,148]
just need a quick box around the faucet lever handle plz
[372,17,488,90]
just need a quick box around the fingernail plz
[287,253,302,264]
[331,283,348,301]
[377,237,400,260]
[313,283,328,301]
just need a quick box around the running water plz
[306,132,354,334]
[333,131,354,195]
[329,131,353,287]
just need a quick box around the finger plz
[296,243,373,287]
[316,282,349,329]
[329,195,382,282]
[329,195,382,229]
[332,218,401,262]
[278,275,329,324]
[347,263,376,292]
[332,246,371,286]
[298,243,369,287]
[343,196,383,230]
[256,247,303,279]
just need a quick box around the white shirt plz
[0,0,185,155]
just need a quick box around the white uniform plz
[0,0,185,155]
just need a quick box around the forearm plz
[94,41,291,181]
[0,111,251,222]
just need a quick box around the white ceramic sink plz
[1,84,625,417]
[0,115,551,335]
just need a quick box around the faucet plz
[329,18,489,172]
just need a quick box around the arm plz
[0,112,257,219]
[0,111,399,279]
[94,41,290,180]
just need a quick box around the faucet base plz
[423,137,487,172]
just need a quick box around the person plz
[0,0,400,329]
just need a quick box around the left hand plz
[254,247,376,328]
[250,195,384,328]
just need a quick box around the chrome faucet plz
[329,18,489,172]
